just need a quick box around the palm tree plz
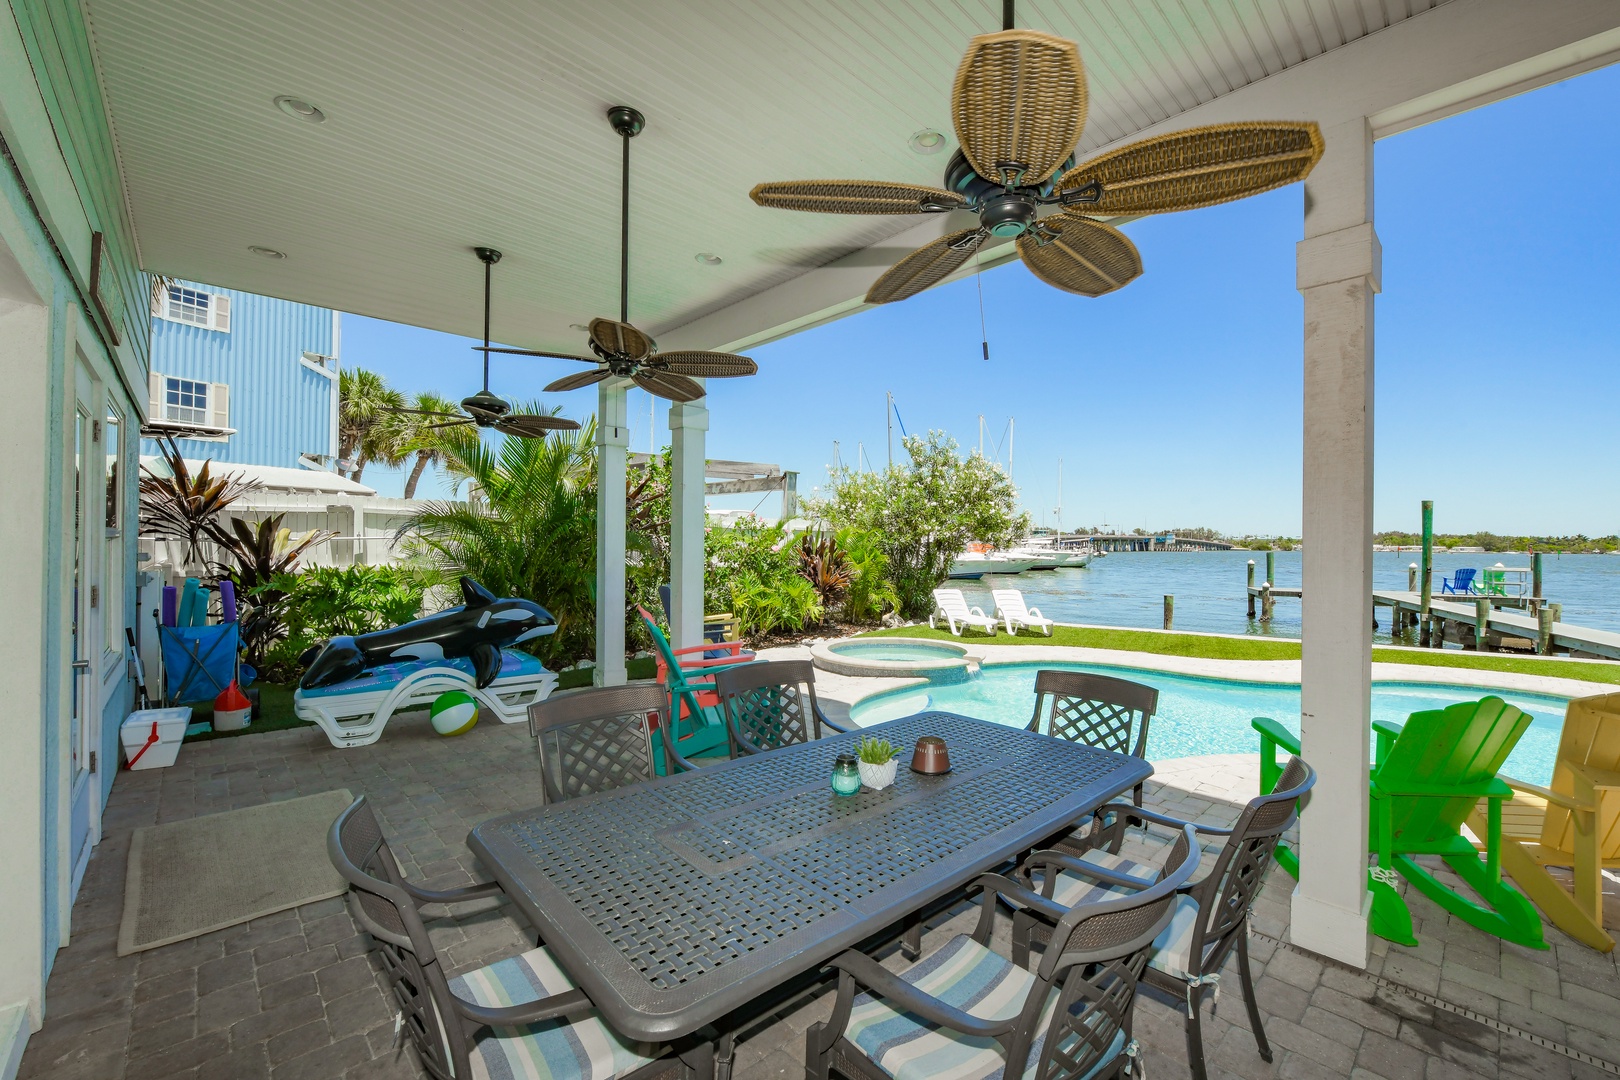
[399,391,461,499]
[398,407,597,665]
[337,367,404,479]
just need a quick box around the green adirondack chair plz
[637,606,753,773]
[1254,697,1545,950]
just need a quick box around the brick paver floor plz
[19,703,1620,1079]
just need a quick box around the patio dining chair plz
[711,659,850,757]
[806,825,1201,1080]
[528,683,692,804]
[328,796,683,1080]
[1028,670,1158,811]
[1014,757,1316,1080]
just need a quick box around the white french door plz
[66,358,101,899]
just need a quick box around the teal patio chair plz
[637,606,754,772]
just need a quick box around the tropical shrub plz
[707,518,822,637]
[810,431,1028,618]
[215,513,335,666]
[796,532,852,616]
[398,412,597,666]
[256,564,434,681]
[836,528,901,623]
[138,437,260,566]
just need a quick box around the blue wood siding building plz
[143,281,340,470]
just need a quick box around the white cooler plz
[121,707,192,770]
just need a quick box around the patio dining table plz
[468,709,1152,1053]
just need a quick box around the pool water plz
[828,641,965,662]
[849,663,1567,786]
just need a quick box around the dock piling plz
[1532,552,1544,611]
[1538,606,1553,655]
[1475,598,1490,651]
[1163,594,1174,631]
[1265,551,1276,595]
[1247,560,1256,618]
[1420,500,1434,646]
[1261,583,1274,621]
[1408,563,1418,592]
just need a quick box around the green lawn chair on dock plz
[1254,697,1545,950]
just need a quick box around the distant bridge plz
[1056,533,1236,553]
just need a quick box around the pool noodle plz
[180,578,205,627]
[161,586,177,627]
[218,579,237,622]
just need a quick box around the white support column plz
[667,389,708,652]
[1293,116,1380,967]
[595,380,630,686]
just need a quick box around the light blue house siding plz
[3,0,145,1058]
[143,282,338,469]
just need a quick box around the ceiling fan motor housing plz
[462,389,511,423]
[943,148,1071,237]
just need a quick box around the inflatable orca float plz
[298,577,556,690]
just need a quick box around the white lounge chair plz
[930,588,998,636]
[992,588,1054,636]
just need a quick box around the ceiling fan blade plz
[475,345,599,364]
[494,414,583,438]
[632,368,705,403]
[648,351,758,378]
[865,228,986,305]
[1057,122,1324,217]
[1016,217,1142,298]
[952,30,1086,188]
[426,418,475,429]
[544,368,614,394]
[749,180,966,215]
[589,318,654,361]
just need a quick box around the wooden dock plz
[1372,590,1620,660]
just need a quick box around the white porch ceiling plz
[81,0,1454,353]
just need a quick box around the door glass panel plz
[71,407,85,776]
[104,407,123,647]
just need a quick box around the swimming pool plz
[827,641,967,662]
[848,662,1568,786]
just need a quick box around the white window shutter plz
[148,371,164,420]
[210,383,229,430]
[211,293,231,333]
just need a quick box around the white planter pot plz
[858,758,898,791]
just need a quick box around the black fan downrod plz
[607,106,645,325]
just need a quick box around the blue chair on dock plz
[1440,567,1478,595]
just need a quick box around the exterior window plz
[104,409,121,531]
[153,284,231,331]
[165,377,209,425]
[166,286,211,326]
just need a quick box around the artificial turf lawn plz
[856,624,1620,685]
[181,657,659,742]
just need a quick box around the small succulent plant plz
[855,736,901,765]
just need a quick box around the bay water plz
[950,550,1620,643]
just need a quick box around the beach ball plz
[430,691,478,736]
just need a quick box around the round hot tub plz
[811,637,978,680]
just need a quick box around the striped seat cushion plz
[1048,849,1204,981]
[844,934,1125,1080]
[449,946,663,1080]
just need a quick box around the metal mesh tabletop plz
[469,711,1151,1041]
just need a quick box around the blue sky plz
[346,64,1618,537]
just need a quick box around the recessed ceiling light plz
[248,245,286,259]
[694,252,723,266]
[909,129,947,155]
[569,323,590,332]
[273,95,326,123]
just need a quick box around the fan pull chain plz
[975,250,989,361]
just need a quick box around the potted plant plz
[854,735,901,791]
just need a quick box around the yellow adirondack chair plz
[1468,691,1620,952]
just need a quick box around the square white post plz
[1294,116,1380,967]
[667,390,708,651]
[595,379,630,686]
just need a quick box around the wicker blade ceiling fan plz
[381,247,581,439]
[477,107,758,404]
[749,0,1323,306]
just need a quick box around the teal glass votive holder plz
[831,753,861,797]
